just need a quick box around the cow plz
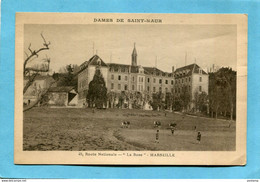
[169,122,177,135]
[154,121,161,128]
[121,121,130,128]
[169,122,177,128]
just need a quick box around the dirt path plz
[113,129,157,150]
[103,128,145,151]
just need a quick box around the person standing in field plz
[197,131,201,144]
[171,128,175,135]
[155,130,159,143]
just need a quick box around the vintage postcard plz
[15,13,247,165]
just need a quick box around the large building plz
[77,44,208,110]
[174,63,209,110]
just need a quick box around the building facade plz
[77,44,208,110]
[47,86,78,106]
[23,75,56,105]
[174,64,209,110]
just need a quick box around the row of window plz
[139,77,144,82]
[151,72,172,77]
[176,77,191,84]
[110,67,129,73]
[110,67,172,77]
[175,86,191,94]
[111,83,127,90]
[111,83,175,93]
[111,74,174,85]
[110,68,145,74]
[175,85,202,94]
[176,76,203,85]
[175,69,203,77]
[111,75,129,81]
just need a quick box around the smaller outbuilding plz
[47,86,78,106]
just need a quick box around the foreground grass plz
[23,107,236,151]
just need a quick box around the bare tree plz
[23,33,56,112]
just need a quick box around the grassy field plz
[23,107,236,151]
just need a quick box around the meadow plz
[23,107,236,151]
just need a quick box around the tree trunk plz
[215,107,218,119]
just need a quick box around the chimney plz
[172,66,175,73]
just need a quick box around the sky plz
[24,24,237,73]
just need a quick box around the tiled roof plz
[107,64,173,76]
[144,67,173,77]
[78,55,107,74]
[78,56,206,78]
[107,63,130,72]
[107,63,140,73]
[78,60,89,73]
[174,64,207,78]
[48,86,75,92]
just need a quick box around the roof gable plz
[88,55,108,67]
[78,55,108,74]
[175,64,207,78]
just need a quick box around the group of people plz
[155,124,202,144]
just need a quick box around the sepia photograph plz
[15,13,247,165]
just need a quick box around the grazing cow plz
[169,122,177,128]
[121,121,130,128]
[154,121,161,128]
[169,123,177,135]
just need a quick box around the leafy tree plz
[180,85,191,112]
[151,92,164,111]
[165,92,174,110]
[118,91,127,108]
[198,91,208,113]
[194,91,208,113]
[209,72,222,118]
[132,91,143,109]
[57,64,78,91]
[172,95,182,111]
[194,91,200,112]
[208,68,236,120]
[86,67,107,108]
[215,68,236,120]
[107,91,117,108]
